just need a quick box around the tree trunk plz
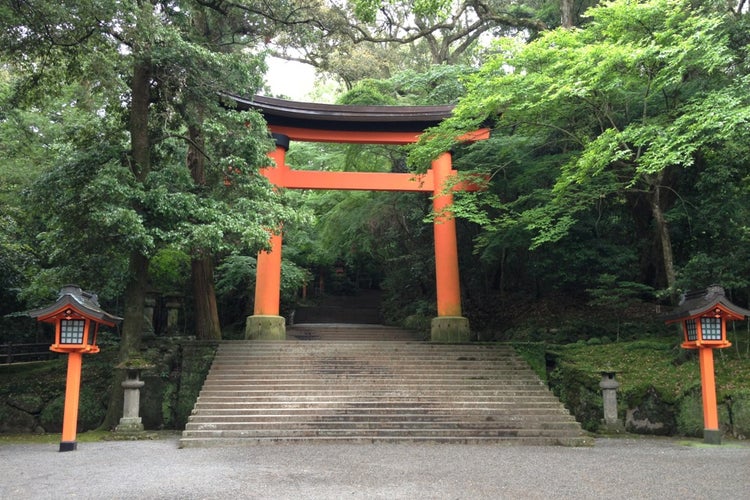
[120,55,152,350]
[649,178,677,296]
[192,256,222,339]
[103,250,149,429]
[187,122,222,340]
[561,0,575,28]
[103,55,152,429]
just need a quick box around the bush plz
[403,314,431,334]
[39,386,106,433]
[729,392,750,439]
[676,392,703,438]
[548,362,602,432]
[39,395,63,432]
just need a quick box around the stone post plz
[600,371,623,432]
[115,369,145,433]
[143,292,157,336]
[164,294,183,336]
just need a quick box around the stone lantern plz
[29,285,121,451]
[663,285,749,444]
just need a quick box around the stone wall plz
[546,353,750,440]
[0,339,217,434]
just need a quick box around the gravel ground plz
[1,436,749,499]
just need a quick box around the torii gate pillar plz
[431,152,470,342]
[245,141,287,340]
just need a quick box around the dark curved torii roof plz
[225,94,456,133]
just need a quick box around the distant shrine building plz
[229,95,490,342]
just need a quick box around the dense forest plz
[2,0,750,351]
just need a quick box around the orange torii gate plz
[231,95,490,342]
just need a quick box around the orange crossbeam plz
[278,170,433,192]
[260,166,483,193]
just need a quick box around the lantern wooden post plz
[29,285,121,451]
[663,285,749,444]
[698,347,719,440]
[60,351,83,450]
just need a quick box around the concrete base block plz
[430,316,471,343]
[245,315,286,340]
[600,420,625,434]
[703,429,722,445]
[59,441,77,452]
[115,417,144,433]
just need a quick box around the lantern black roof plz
[28,285,122,325]
[663,285,750,322]
[223,94,456,133]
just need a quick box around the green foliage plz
[173,342,218,428]
[676,391,704,438]
[0,0,306,342]
[352,0,453,23]
[404,0,750,303]
[511,342,548,382]
[729,392,750,439]
[215,255,256,326]
[215,254,311,327]
[338,79,399,105]
[547,360,602,431]
[550,339,750,436]
[587,275,654,309]
[149,248,191,294]
[351,0,383,22]
[1,352,113,433]
[339,65,473,107]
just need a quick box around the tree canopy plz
[2,0,750,353]
[409,0,750,300]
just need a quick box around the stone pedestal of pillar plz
[245,315,286,340]
[430,316,471,343]
[115,370,145,434]
[600,371,624,432]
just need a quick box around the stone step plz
[190,401,570,411]
[182,427,586,439]
[193,394,558,403]
[184,421,583,432]
[186,409,576,422]
[213,348,522,355]
[186,416,579,426]
[179,435,588,447]
[218,341,513,350]
[201,382,542,388]
[204,373,534,381]
[203,377,545,392]
[213,362,526,368]
[287,332,422,341]
[219,341,513,349]
[207,365,532,372]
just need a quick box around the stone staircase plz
[180,338,591,447]
[286,324,425,341]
